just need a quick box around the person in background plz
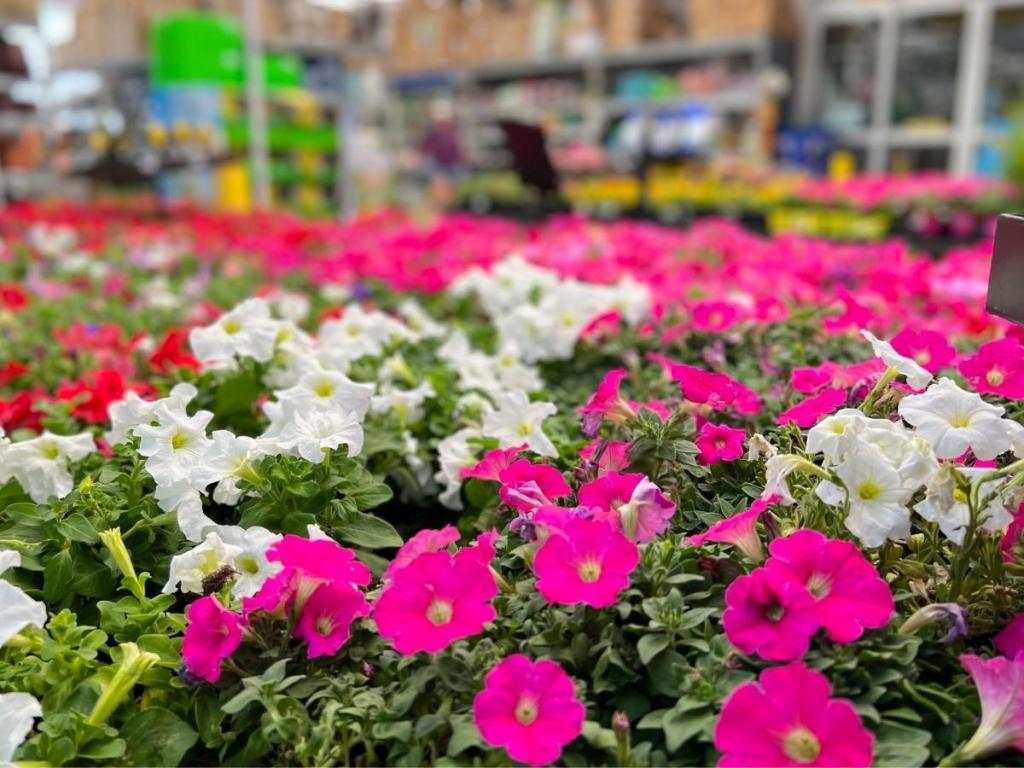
[419,97,464,212]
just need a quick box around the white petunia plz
[370,382,436,425]
[824,445,915,547]
[275,369,373,419]
[155,479,212,542]
[861,329,933,390]
[318,305,413,371]
[914,466,1012,545]
[276,406,364,462]
[898,377,1012,460]
[3,432,96,503]
[211,525,283,598]
[189,297,281,367]
[482,390,558,458]
[192,430,267,505]
[761,453,825,505]
[163,532,242,595]
[0,550,46,647]
[434,427,482,510]
[106,382,198,445]
[135,407,213,486]
[0,691,42,764]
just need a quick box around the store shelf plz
[604,89,760,116]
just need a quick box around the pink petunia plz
[579,438,632,474]
[687,496,777,562]
[266,534,372,588]
[373,550,497,654]
[578,471,675,542]
[765,529,894,643]
[996,614,1024,659]
[776,387,847,428]
[695,423,746,465]
[577,368,635,436]
[294,582,370,658]
[890,328,956,374]
[534,517,639,607]
[690,299,746,332]
[723,566,820,661]
[498,460,572,512]
[182,595,245,683]
[958,654,1024,762]
[382,525,462,582]
[461,444,529,481]
[714,662,874,767]
[1002,504,1024,563]
[648,353,762,414]
[959,338,1024,399]
[473,654,585,766]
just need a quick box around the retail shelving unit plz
[795,0,1024,176]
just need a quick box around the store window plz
[888,147,949,173]
[892,14,962,127]
[819,22,878,131]
[985,8,1024,129]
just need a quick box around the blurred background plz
[0,0,1020,238]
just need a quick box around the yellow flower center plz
[987,369,1005,387]
[514,696,539,726]
[858,481,881,501]
[315,616,335,637]
[314,380,334,398]
[782,727,821,764]
[806,571,832,599]
[40,442,60,460]
[170,431,190,451]
[577,559,602,583]
[949,414,971,428]
[240,556,260,575]
[426,598,453,626]
[517,421,533,437]
[953,488,968,504]
[222,318,241,335]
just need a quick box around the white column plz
[242,0,271,208]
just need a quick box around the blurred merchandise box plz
[390,0,462,72]
[606,0,687,49]
[689,0,798,40]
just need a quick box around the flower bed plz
[1,202,1023,766]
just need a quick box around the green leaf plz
[337,512,403,549]
[346,481,394,512]
[637,634,671,665]
[873,721,931,767]
[447,718,482,757]
[122,708,198,766]
[77,738,127,761]
[43,549,73,603]
[663,705,711,753]
[372,721,412,742]
[56,513,98,544]
[221,687,261,715]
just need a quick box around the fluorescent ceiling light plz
[305,0,399,11]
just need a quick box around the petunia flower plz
[890,328,956,375]
[776,387,848,429]
[0,691,42,765]
[578,438,632,474]
[899,377,1012,460]
[995,614,1024,659]
[959,338,1024,400]
[722,566,820,661]
[182,595,245,683]
[294,582,370,659]
[714,662,873,767]
[687,497,777,562]
[373,549,497,655]
[382,525,462,581]
[534,517,639,607]
[956,654,1024,762]
[860,329,933,390]
[766,529,894,642]
[0,550,46,647]
[498,460,572,512]
[482,390,559,458]
[577,368,635,436]
[578,472,675,542]
[460,444,528,482]
[647,353,761,414]
[473,654,586,767]
[695,423,746,464]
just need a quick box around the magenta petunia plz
[534,516,639,607]
[648,353,762,414]
[958,654,1024,762]
[695,423,746,465]
[578,471,675,542]
[498,459,572,512]
[460,443,529,481]
[714,662,874,767]
[182,595,245,683]
[473,654,585,766]
[382,525,462,582]
[1003,504,1024,563]
[266,534,372,587]
[373,549,497,655]
[687,496,777,562]
[766,529,894,643]
[577,368,635,436]
[294,581,370,658]
[890,327,956,375]
[996,613,1024,659]
[723,566,820,661]
[959,337,1024,400]
[579,438,632,474]
[776,387,848,428]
